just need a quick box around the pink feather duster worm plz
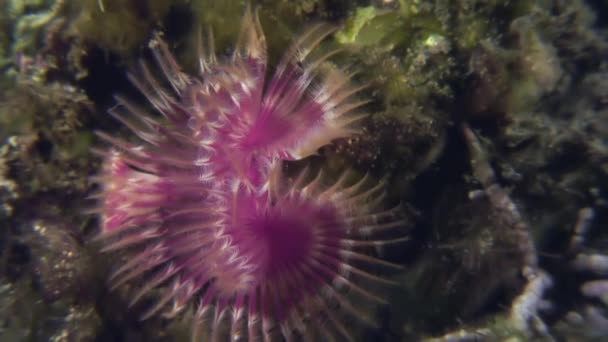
[93,8,406,341]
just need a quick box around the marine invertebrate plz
[461,124,553,339]
[93,8,405,341]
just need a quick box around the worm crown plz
[93,7,406,341]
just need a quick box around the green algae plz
[67,0,176,56]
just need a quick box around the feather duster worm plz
[93,8,405,341]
